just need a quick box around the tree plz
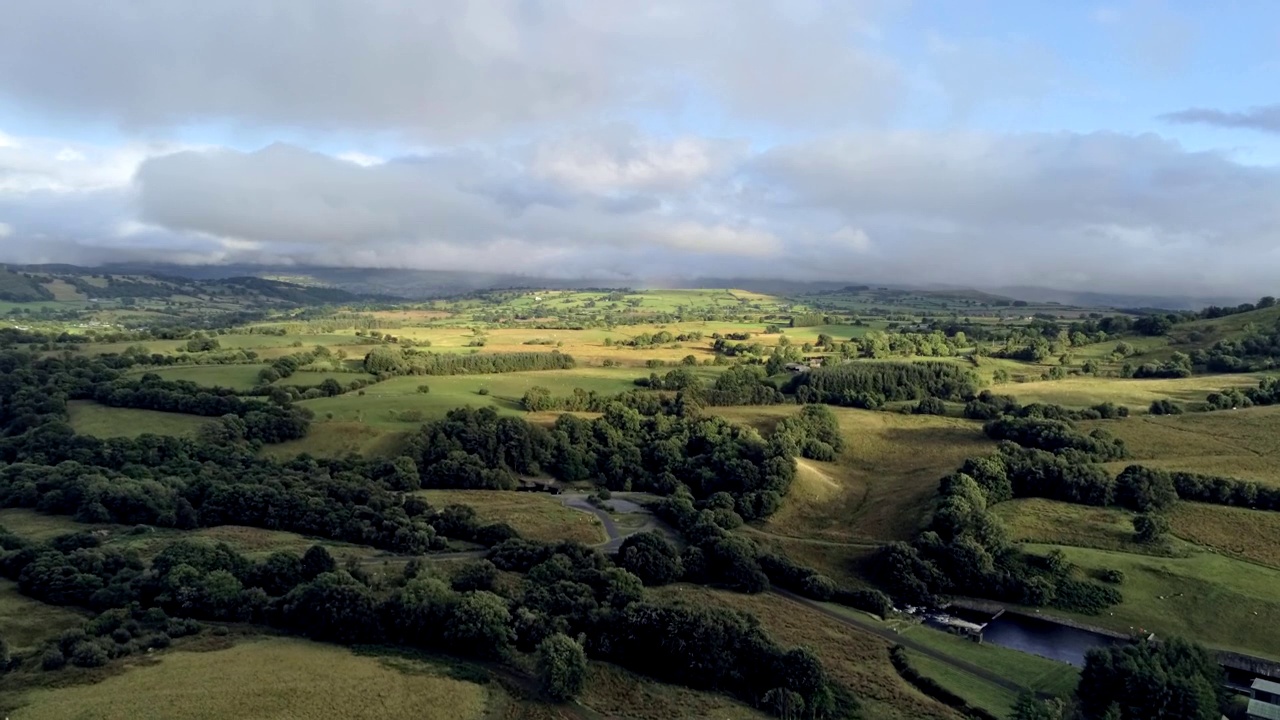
[301,545,336,580]
[1133,513,1170,544]
[446,591,514,659]
[1077,637,1224,720]
[1012,693,1065,720]
[616,531,683,586]
[536,633,587,702]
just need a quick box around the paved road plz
[769,588,1040,697]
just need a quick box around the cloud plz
[1160,105,1280,135]
[0,222,11,238]
[0,0,901,139]
[129,142,781,275]
[748,130,1280,293]
[531,128,743,193]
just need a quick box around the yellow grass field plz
[8,637,494,720]
[418,489,606,544]
[714,406,993,542]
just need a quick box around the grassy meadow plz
[0,580,87,653]
[1022,542,1280,660]
[66,400,213,439]
[716,405,994,543]
[1085,404,1280,486]
[4,637,495,720]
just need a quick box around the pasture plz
[1169,502,1280,568]
[1085,404,1280,486]
[5,637,495,720]
[1022,543,1280,660]
[298,367,655,427]
[138,364,268,390]
[66,400,213,439]
[1004,373,1262,409]
[990,499,1172,556]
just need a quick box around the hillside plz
[0,269,55,302]
[1171,302,1280,346]
[1,265,387,308]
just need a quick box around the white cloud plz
[0,0,902,139]
[337,152,384,167]
[0,221,12,238]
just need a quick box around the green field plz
[904,650,1017,717]
[1006,373,1262,409]
[1023,543,1280,660]
[1086,404,1280,486]
[299,367,657,427]
[66,401,213,439]
[4,637,495,720]
[990,498,1173,556]
[139,364,268,390]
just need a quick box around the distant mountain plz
[8,261,1257,311]
[0,264,393,306]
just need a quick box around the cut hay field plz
[5,637,496,720]
[1005,373,1262,409]
[137,364,267,390]
[0,580,87,653]
[1084,404,1280,486]
[1022,543,1280,660]
[66,400,213,439]
[714,406,992,542]
[417,489,606,545]
[649,585,962,720]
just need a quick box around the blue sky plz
[0,0,1278,296]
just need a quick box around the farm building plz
[1249,699,1280,720]
[1255,679,1280,705]
[1249,679,1280,720]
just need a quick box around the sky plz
[0,0,1278,296]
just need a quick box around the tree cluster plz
[786,362,978,408]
